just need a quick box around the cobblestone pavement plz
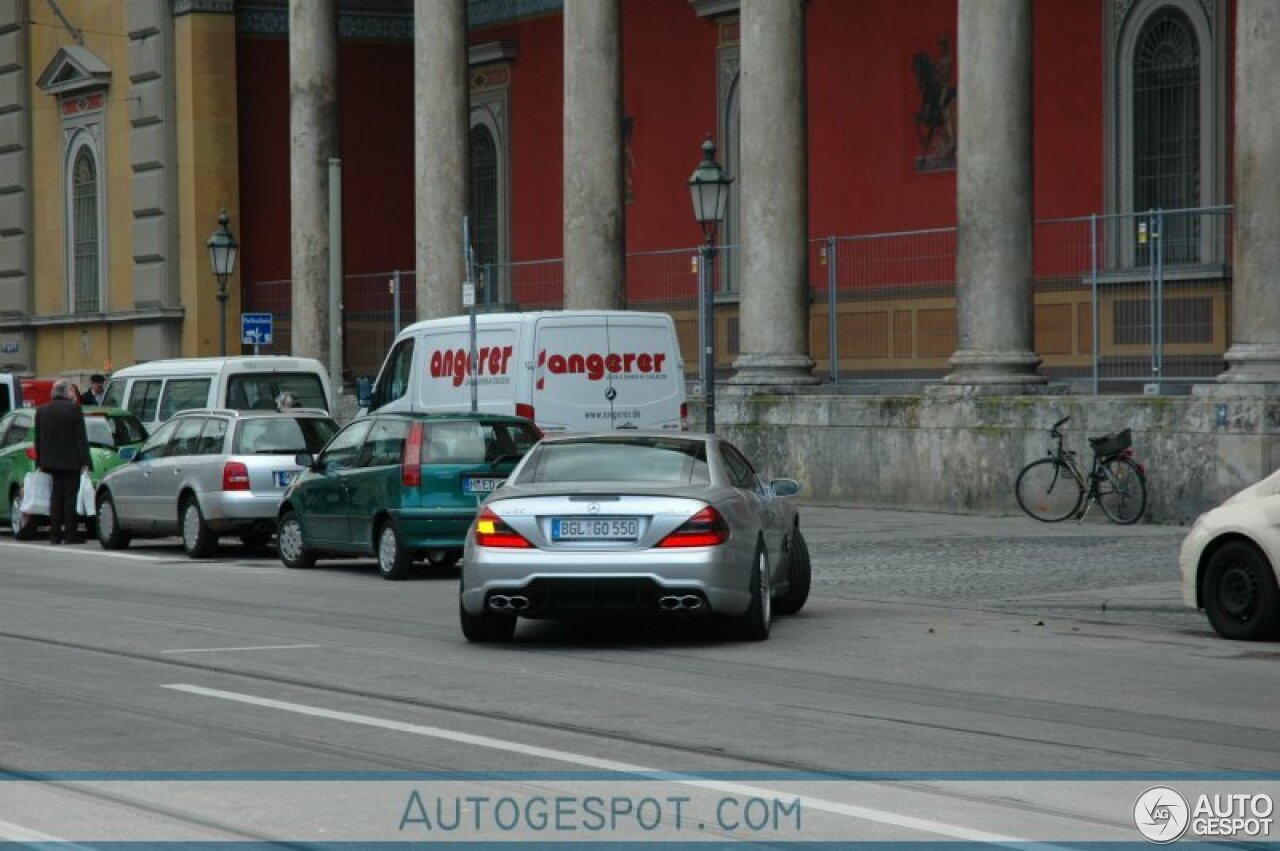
[798,505,1202,633]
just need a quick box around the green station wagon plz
[276,413,541,579]
[0,406,148,538]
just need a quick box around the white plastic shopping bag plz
[76,471,95,517]
[19,471,51,516]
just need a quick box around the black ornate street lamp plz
[688,136,731,433]
[207,209,239,357]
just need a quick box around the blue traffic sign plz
[241,313,273,346]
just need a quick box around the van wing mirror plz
[770,478,800,498]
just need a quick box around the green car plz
[277,412,541,579]
[1,406,148,539]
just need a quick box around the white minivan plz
[367,311,686,432]
[103,356,333,433]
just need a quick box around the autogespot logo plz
[1134,786,1190,843]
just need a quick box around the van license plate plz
[464,476,505,493]
[273,471,293,487]
[552,518,640,541]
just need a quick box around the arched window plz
[1133,8,1199,262]
[469,123,498,301]
[71,146,100,313]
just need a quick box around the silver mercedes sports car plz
[459,432,811,642]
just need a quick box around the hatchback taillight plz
[222,461,250,491]
[402,421,424,487]
[515,403,535,422]
[657,505,730,548]
[24,446,35,461]
[474,506,532,548]
[680,402,688,431]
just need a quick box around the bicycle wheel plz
[1015,458,1084,522]
[1096,456,1147,524]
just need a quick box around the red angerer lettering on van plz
[428,346,514,388]
[534,349,667,390]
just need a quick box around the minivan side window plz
[371,338,414,411]
[159,378,212,420]
[128,380,163,422]
[101,379,125,409]
[357,418,411,468]
[318,420,372,472]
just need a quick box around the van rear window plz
[227,373,327,412]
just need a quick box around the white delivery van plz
[102,356,333,433]
[368,311,686,432]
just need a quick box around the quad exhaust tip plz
[658,594,705,612]
[488,595,530,612]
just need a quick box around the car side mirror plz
[295,451,316,470]
[119,446,139,462]
[770,478,800,498]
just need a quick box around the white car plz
[1180,470,1280,640]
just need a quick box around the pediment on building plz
[37,45,112,97]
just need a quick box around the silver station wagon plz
[95,408,337,557]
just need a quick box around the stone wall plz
[708,390,1280,525]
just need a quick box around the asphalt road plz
[1,507,1277,845]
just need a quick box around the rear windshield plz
[86,414,148,448]
[233,417,337,455]
[517,438,709,485]
[227,373,328,412]
[422,420,541,464]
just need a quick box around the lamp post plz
[207,209,239,357]
[688,136,732,433]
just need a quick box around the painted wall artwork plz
[912,35,957,173]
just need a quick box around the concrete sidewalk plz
[797,504,1197,632]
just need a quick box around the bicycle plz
[1015,416,1148,524]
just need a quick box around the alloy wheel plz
[278,518,303,562]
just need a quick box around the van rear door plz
[531,313,684,432]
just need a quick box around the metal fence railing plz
[242,206,1233,393]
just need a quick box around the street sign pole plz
[463,217,478,414]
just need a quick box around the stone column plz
[563,0,624,310]
[941,0,1043,388]
[415,0,468,320]
[1218,1,1280,384]
[730,0,817,386]
[289,0,338,365]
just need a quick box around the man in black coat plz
[35,379,91,544]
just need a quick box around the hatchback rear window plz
[227,373,327,411]
[518,438,709,485]
[421,420,541,464]
[234,417,337,455]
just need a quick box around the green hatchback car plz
[0,406,148,538]
[276,413,541,579]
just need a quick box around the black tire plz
[423,548,461,569]
[1015,458,1084,522]
[1202,540,1280,641]
[1095,457,1147,525]
[725,545,771,641]
[277,510,315,569]
[774,527,811,616]
[376,518,413,581]
[95,491,130,550]
[180,497,217,558]
[459,597,517,642]
[240,531,272,551]
[9,489,37,540]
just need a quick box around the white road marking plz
[1,540,271,570]
[163,683,1030,844]
[162,644,322,655]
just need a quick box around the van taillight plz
[222,461,250,491]
[515,403,535,422]
[657,506,729,548]
[680,403,688,431]
[402,421,424,487]
[474,506,532,548]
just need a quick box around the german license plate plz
[552,517,640,541]
[463,476,505,493]
[273,471,293,487]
